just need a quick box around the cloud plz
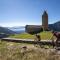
[0,21,41,27]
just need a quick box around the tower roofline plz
[43,11,48,16]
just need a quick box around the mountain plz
[49,21,60,31]
[8,26,25,34]
[0,26,15,34]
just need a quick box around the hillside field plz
[0,40,60,60]
[0,31,58,60]
[10,31,54,40]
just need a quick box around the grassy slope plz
[1,31,58,60]
[0,41,60,60]
[10,31,53,40]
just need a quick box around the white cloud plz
[0,21,41,27]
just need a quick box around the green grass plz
[10,33,34,39]
[0,31,58,60]
[10,31,53,40]
[0,41,60,60]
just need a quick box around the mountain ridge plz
[0,26,16,34]
[49,21,60,31]
[0,21,60,35]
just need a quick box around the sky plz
[0,0,60,27]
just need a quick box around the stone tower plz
[42,11,48,30]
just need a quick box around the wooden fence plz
[1,38,56,46]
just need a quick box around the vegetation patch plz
[0,41,60,60]
[10,31,53,40]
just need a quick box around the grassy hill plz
[0,39,60,60]
[0,31,59,60]
[10,31,53,40]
